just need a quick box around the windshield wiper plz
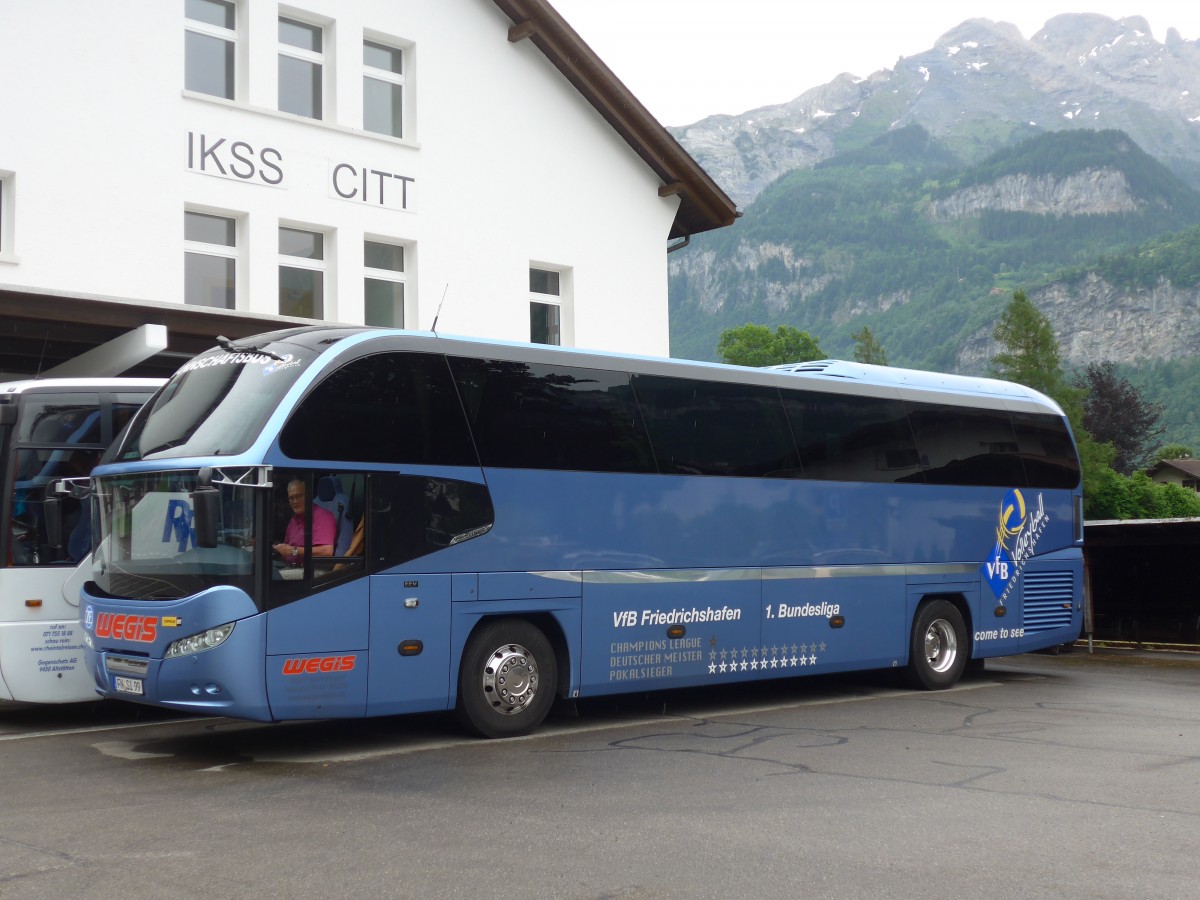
[216,335,284,361]
[139,438,184,457]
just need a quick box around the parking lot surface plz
[2,650,1198,898]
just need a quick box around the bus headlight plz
[165,623,235,659]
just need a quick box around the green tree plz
[990,291,1067,399]
[1073,361,1164,475]
[716,324,824,367]
[987,291,1144,518]
[851,326,889,365]
[1155,444,1193,461]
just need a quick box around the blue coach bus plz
[80,327,1083,737]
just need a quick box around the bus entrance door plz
[366,574,453,716]
[265,580,368,719]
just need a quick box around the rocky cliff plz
[929,168,1140,219]
[957,274,1200,371]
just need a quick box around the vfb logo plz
[982,489,1026,600]
[985,558,1010,581]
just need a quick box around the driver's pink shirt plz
[284,504,337,551]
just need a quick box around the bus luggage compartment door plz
[366,574,452,716]
[765,568,907,672]
[580,569,760,695]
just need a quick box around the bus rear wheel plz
[905,600,967,690]
[457,619,557,738]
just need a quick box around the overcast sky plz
[550,1,1200,125]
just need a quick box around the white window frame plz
[363,237,412,328]
[0,171,14,263]
[184,207,241,310]
[278,223,330,320]
[362,32,411,140]
[529,264,573,347]
[278,12,328,121]
[184,0,239,101]
[0,171,11,262]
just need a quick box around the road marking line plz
[0,717,207,742]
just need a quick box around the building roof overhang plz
[1146,458,1200,479]
[0,285,311,379]
[491,0,738,240]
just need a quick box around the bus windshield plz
[115,336,320,462]
[91,471,256,601]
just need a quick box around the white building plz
[0,0,735,378]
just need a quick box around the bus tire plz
[457,619,557,738]
[905,600,967,690]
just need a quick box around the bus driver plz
[273,479,336,566]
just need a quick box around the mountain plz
[669,126,1200,370]
[665,13,1200,450]
[673,15,1200,209]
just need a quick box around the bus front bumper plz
[87,614,273,721]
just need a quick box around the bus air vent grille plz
[1022,571,1074,633]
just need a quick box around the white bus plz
[0,378,161,704]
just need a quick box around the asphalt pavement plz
[2,649,1198,899]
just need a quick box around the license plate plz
[114,676,144,696]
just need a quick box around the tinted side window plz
[369,473,494,569]
[112,393,153,442]
[1011,411,1080,488]
[450,358,655,473]
[281,353,477,466]
[18,394,102,444]
[632,375,800,477]
[783,390,919,483]
[267,469,368,609]
[9,448,102,566]
[906,402,1027,487]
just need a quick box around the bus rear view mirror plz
[192,467,221,549]
[43,496,63,549]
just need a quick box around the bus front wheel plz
[457,619,558,738]
[905,600,967,690]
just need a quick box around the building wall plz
[1149,468,1199,491]
[0,0,679,356]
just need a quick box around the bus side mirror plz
[44,496,63,549]
[192,467,221,549]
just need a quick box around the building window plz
[279,226,325,319]
[530,267,562,346]
[364,240,407,327]
[185,0,236,100]
[184,210,237,309]
[1183,478,1198,492]
[278,16,324,119]
[0,172,11,259]
[363,38,405,138]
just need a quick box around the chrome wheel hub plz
[924,619,958,673]
[481,642,539,715]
